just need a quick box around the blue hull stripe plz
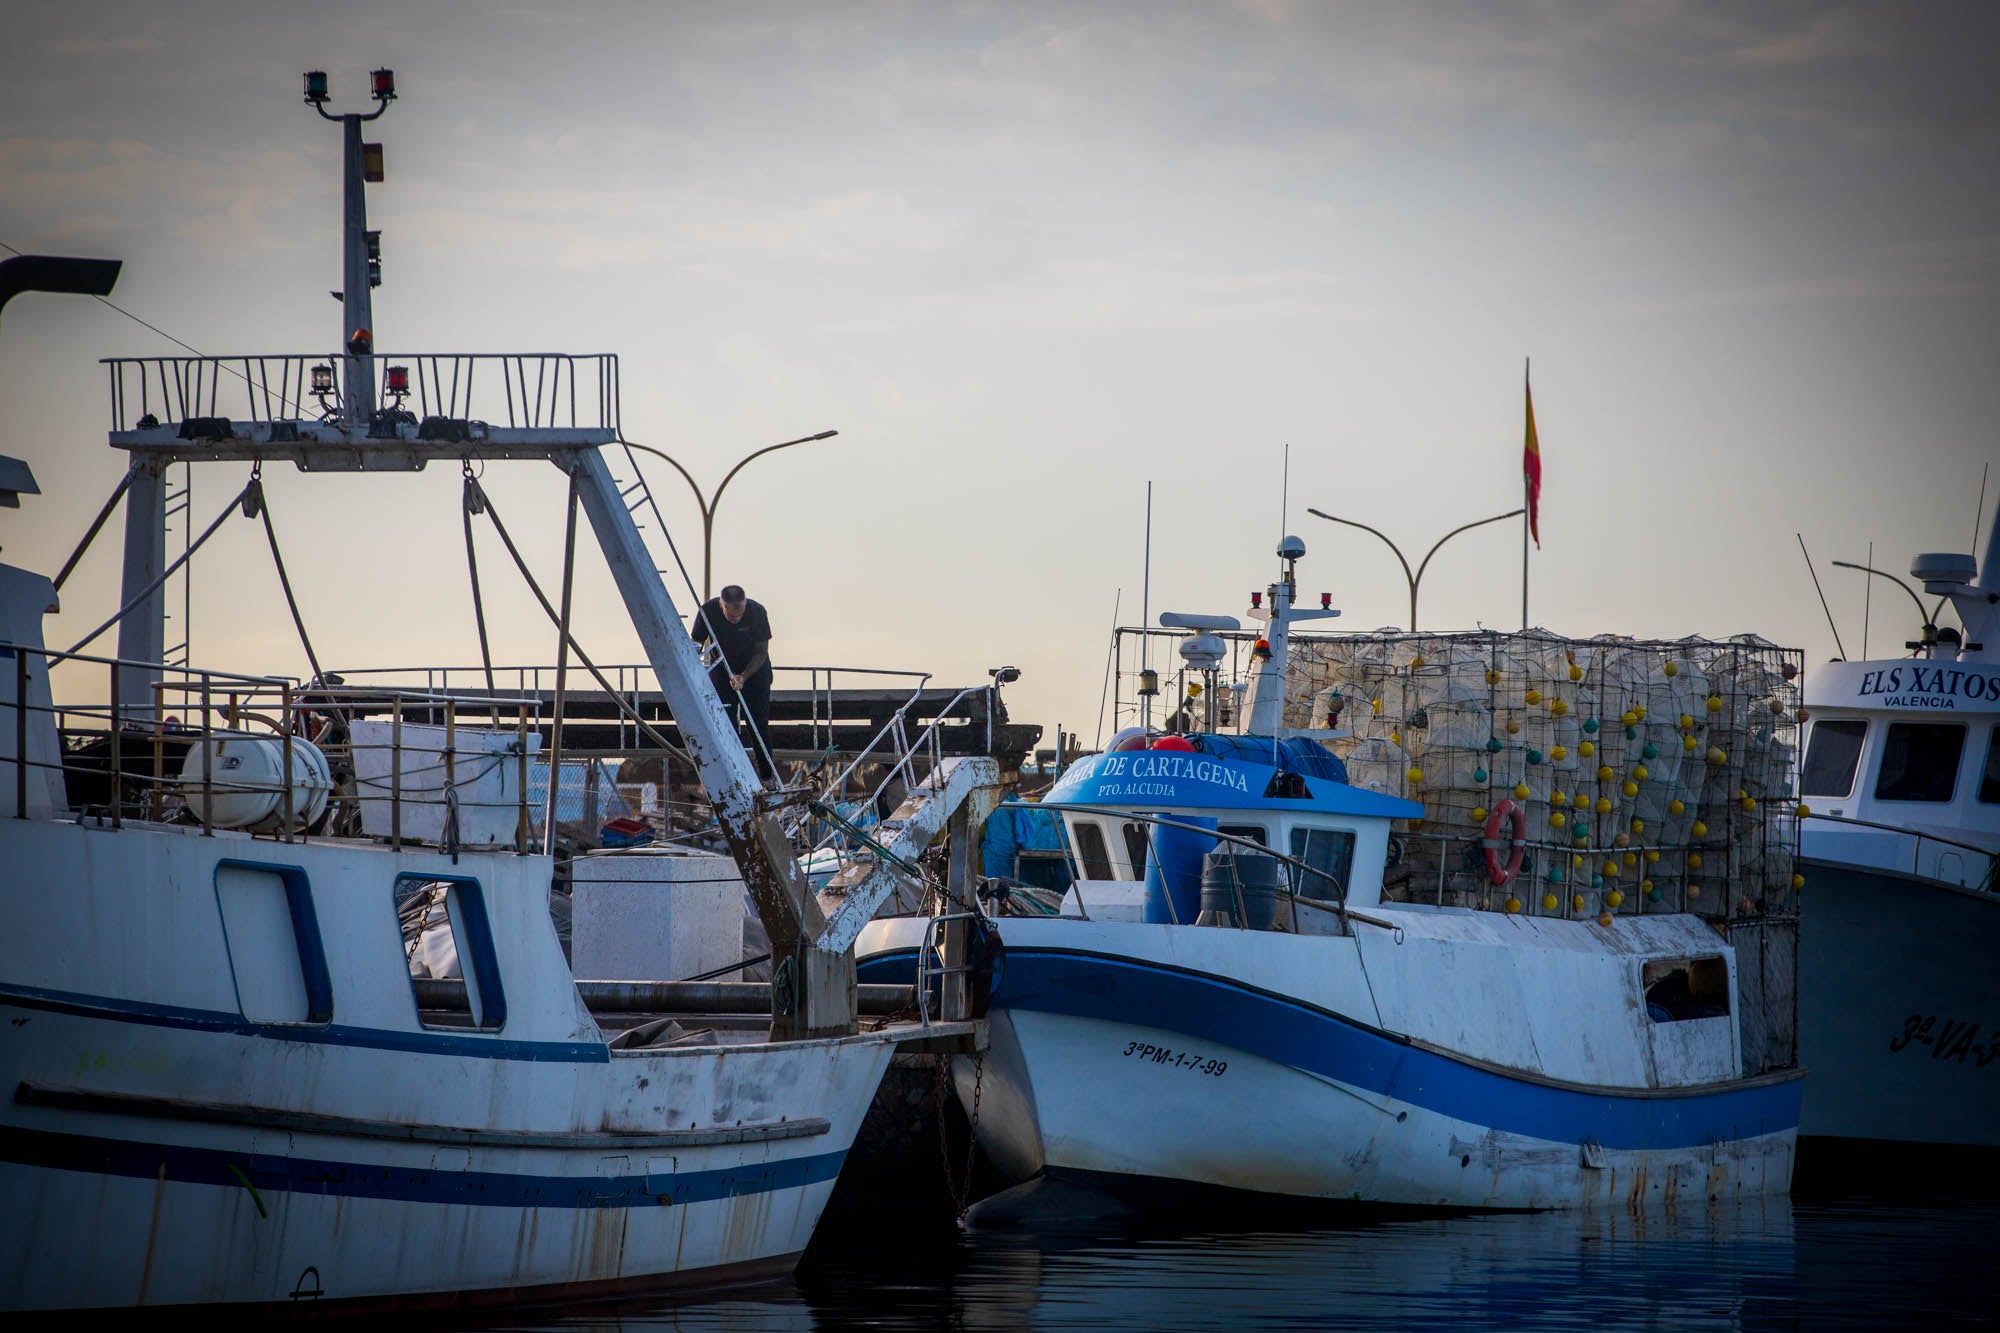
[0,982,610,1064]
[860,947,1801,1151]
[0,1124,844,1210]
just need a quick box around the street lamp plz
[0,254,122,337]
[1306,506,1524,631]
[624,430,838,600]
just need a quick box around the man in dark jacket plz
[691,584,776,780]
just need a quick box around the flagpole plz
[1521,357,1531,630]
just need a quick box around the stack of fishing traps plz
[1290,632,1805,926]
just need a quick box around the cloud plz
[0,136,311,258]
[1586,119,1773,171]
[48,34,163,56]
[1730,10,1862,68]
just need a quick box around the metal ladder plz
[162,460,192,668]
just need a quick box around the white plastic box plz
[348,719,537,847]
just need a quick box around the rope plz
[809,798,935,886]
[2,236,311,420]
[52,469,134,592]
[56,473,255,661]
[544,467,582,835]
[255,476,330,694]
[460,469,497,701]
[468,476,694,767]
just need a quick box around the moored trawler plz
[0,70,989,1313]
[1792,504,2000,1187]
[861,536,1806,1214]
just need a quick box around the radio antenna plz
[1280,442,1290,542]
[1797,532,1847,661]
[1973,461,1990,552]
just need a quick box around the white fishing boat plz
[1793,503,2000,1185]
[0,71,988,1313]
[860,536,1806,1213]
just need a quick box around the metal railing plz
[1046,807,1353,932]
[105,352,620,434]
[8,642,294,830]
[1802,811,1998,891]
[798,682,996,875]
[6,642,552,851]
[1037,807,1802,932]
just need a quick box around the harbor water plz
[500,1194,1997,1331]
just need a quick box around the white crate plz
[348,720,537,847]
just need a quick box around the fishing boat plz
[1793,502,2000,1187]
[859,536,1806,1213]
[0,71,988,1313]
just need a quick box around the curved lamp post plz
[1306,506,1524,631]
[624,430,837,600]
[1831,559,1942,652]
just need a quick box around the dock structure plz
[325,673,1041,775]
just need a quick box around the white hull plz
[966,1007,1794,1210]
[861,912,1801,1211]
[0,819,894,1311]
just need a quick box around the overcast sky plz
[3,1,1996,742]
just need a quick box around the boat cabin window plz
[1800,719,1867,798]
[1982,725,2000,805]
[1219,823,1266,848]
[396,874,507,1030]
[1071,819,1115,881]
[1641,957,1730,1023]
[1288,827,1356,901]
[1873,723,1965,804]
[1121,821,1153,878]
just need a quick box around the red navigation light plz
[303,70,330,105]
[1250,591,1262,608]
[1320,593,1331,609]
[385,365,410,395]
[371,68,397,101]
[363,143,385,183]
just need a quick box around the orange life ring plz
[1483,799,1527,886]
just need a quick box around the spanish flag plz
[1523,363,1542,549]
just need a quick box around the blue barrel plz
[1142,816,1217,924]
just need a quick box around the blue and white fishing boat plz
[0,71,979,1313]
[860,537,1804,1213]
[1793,502,2000,1184]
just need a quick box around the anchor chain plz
[933,1047,987,1222]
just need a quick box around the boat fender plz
[1482,799,1527,886]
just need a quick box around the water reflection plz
[518,1196,1996,1332]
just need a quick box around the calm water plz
[505,1196,1998,1332]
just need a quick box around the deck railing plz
[104,352,620,434]
[5,642,552,851]
[1802,811,1998,892]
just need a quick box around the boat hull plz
[1796,857,2000,1173]
[0,819,895,1312]
[0,995,892,1312]
[861,917,1800,1211]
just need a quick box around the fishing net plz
[1291,630,1803,934]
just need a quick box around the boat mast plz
[1244,536,1340,737]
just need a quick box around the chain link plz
[932,1048,988,1221]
